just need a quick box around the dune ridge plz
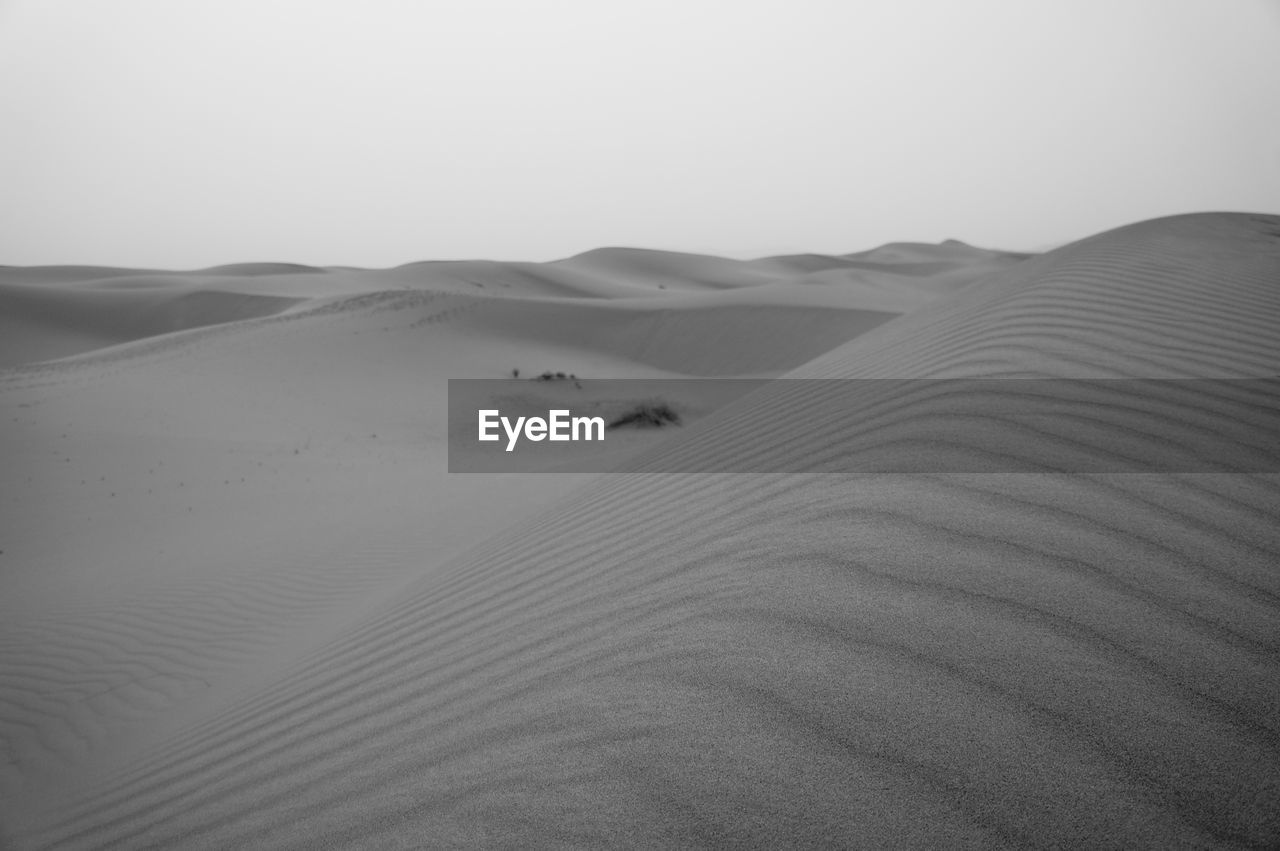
[0,241,1023,369]
[0,283,305,368]
[4,213,1280,848]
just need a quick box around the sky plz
[2,0,1279,268]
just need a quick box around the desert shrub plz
[607,402,680,429]
[533,371,579,382]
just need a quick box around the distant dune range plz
[1,213,1278,848]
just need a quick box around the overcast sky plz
[2,0,1279,268]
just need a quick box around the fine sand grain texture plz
[3,213,1279,848]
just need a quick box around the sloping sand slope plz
[0,237,995,840]
[5,215,1280,848]
[0,280,304,368]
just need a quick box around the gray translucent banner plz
[447,378,1280,473]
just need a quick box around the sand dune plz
[195,263,329,277]
[0,241,1009,370]
[0,266,168,285]
[445,297,900,376]
[553,246,778,290]
[2,240,957,824]
[0,280,303,368]
[3,214,1279,848]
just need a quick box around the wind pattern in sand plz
[1,213,1278,849]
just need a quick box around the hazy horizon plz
[3,0,1279,268]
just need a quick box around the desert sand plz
[1,212,1277,848]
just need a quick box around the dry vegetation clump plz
[607,402,680,429]
[512,368,579,382]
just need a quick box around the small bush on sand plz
[607,402,680,430]
[533,371,578,382]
